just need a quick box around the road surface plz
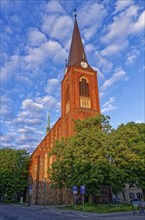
[0,203,145,220]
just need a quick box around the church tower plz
[61,16,100,138]
[28,13,101,205]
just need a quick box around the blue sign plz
[29,186,32,194]
[80,185,86,194]
[73,186,78,194]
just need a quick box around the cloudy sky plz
[1,0,144,152]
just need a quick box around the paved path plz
[0,203,145,220]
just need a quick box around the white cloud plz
[27,28,47,47]
[0,95,13,118]
[101,68,127,91]
[41,14,58,35]
[85,43,96,53]
[92,66,105,79]
[94,50,113,72]
[131,10,145,33]
[83,26,97,41]
[102,5,142,44]
[46,1,65,14]
[125,49,140,65]
[99,92,105,98]
[100,41,128,57]
[1,55,20,82]
[79,2,106,25]
[135,120,143,123]
[41,14,73,41]
[22,99,43,112]
[18,126,39,134]
[0,133,16,143]
[24,40,67,65]
[101,97,117,113]
[36,96,60,110]
[14,95,60,125]
[114,0,132,14]
[51,16,73,40]
[15,75,33,86]
[79,2,107,40]
[45,79,59,94]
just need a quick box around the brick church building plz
[28,15,100,205]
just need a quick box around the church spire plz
[67,12,89,68]
[46,113,50,133]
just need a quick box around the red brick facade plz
[28,18,100,205]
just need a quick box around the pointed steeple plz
[67,15,90,68]
[46,113,50,134]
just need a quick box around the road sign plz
[73,186,78,194]
[80,185,86,194]
[29,186,32,194]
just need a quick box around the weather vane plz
[74,9,77,18]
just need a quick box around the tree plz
[0,148,30,201]
[49,115,145,203]
[109,122,145,200]
[49,114,112,202]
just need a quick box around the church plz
[28,14,100,205]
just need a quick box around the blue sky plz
[0,0,144,152]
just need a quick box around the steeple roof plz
[67,18,89,68]
[46,113,50,133]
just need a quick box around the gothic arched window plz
[79,77,89,97]
[65,83,70,114]
[66,84,69,103]
[79,76,91,109]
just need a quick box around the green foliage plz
[48,115,145,200]
[49,115,112,196]
[0,148,30,201]
[65,203,133,213]
[109,122,145,198]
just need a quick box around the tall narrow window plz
[79,78,89,97]
[79,77,91,109]
[66,84,70,114]
[66,84,69,103]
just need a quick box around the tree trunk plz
[88,194,93,204]
[142,188,145,201]
[122,190,126,202]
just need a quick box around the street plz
[0,203,145,220]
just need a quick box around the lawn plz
[65,203,134,213]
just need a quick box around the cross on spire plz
[74,9,77,18]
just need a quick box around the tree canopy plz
[109,122,145,199]
[48,115,145,201]
[0,148,30,201]
[49,115,112,201]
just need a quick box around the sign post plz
[28,185,32,206]
[80,185,86,211]
[72,186,78,209]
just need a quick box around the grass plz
[65,203,135,213]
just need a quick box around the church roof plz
[67,17,91,69]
